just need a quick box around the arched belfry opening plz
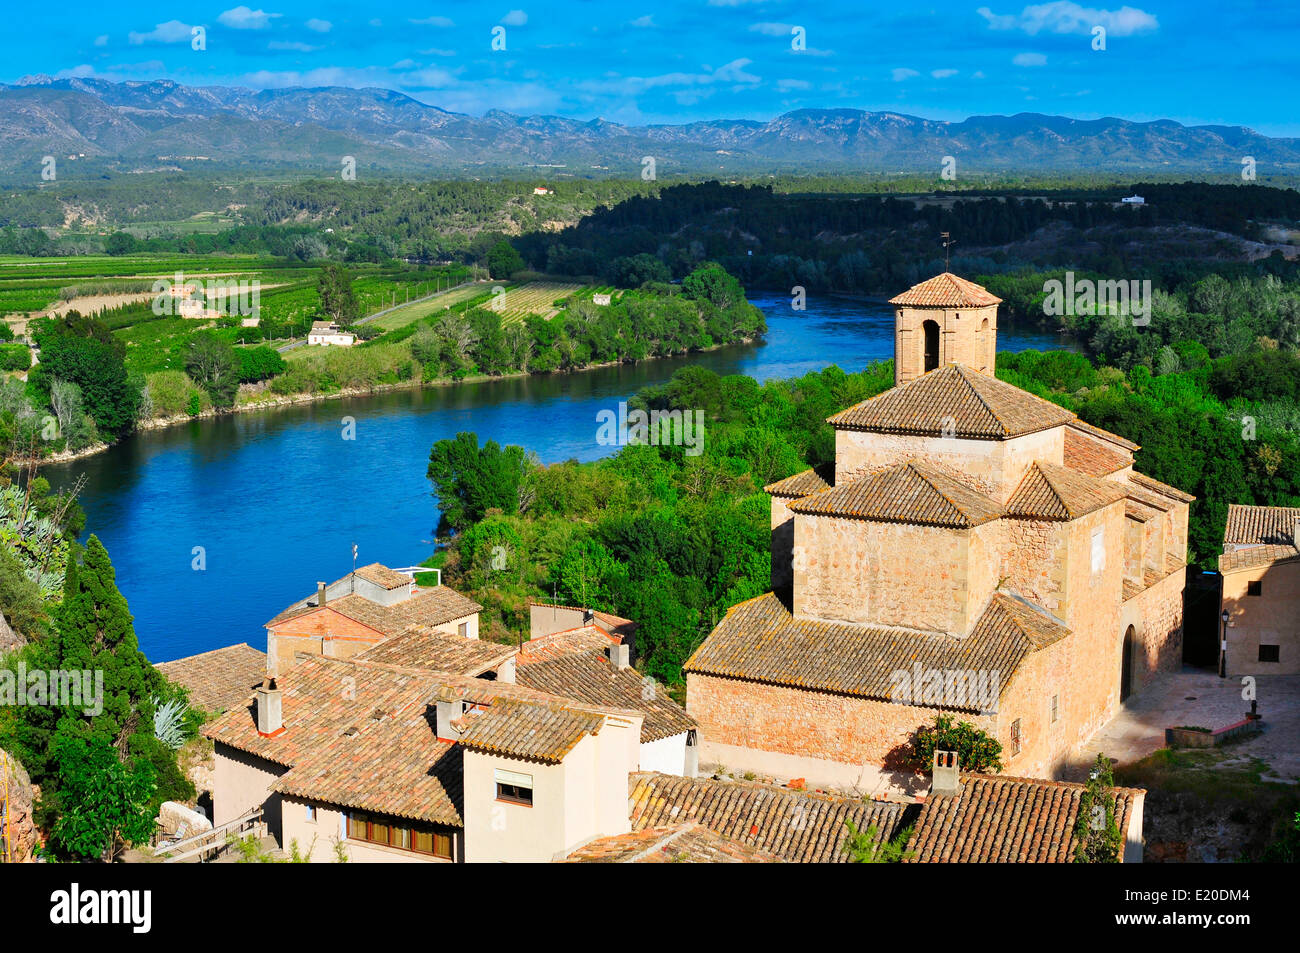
[922,320,940,372]
[1121,625,1136,701]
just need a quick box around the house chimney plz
[435,698,465,742]
[255,677,283,737]
[931,749,960,797]
[317,581,327,606]
[607,643,630,670]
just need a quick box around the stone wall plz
[0,748,38,862]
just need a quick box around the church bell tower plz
[889,272,1002,386]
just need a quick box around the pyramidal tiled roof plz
[787,461,1002,528]
[1006,462,1127,521]
[682,591,1068,707]
[827,364,1075,439]
[763,462,835,498]
[888,272,1002,308]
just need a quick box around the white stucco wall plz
[639,732,689,776]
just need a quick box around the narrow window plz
[1050,695,1059,724]
[1091,529,1105,574]
[1010,718,1022,756]
[1247,580,1263,596]
[305,804,316,822]
[923,319,940,372]
[458,621,469,637]
[1259,645,1280,663]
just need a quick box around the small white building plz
[533,186,553,195]
[1121,195,1145,205]
[592,293,612,306]
[307,320,356,347]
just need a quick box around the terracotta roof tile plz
[457,698,606,764]
[827,364,1075,439]
[904,774,1143,863]
[1224,504,1300,545]
[1068,418,1140,451]
[627,773,908,863]
[683,592,1067,709]
[1219,544,1300,573]
[516,650,694,743]
[267,584,482,637]
[786,461,1003,528]
[354,629,515,675]
[1006,462,1127,521]
[1130,471,1195,504]
[519,625,618,661]
[156,643,266,715]
[888,273,1002,308]
[764,463,835,498]
[565,823,783,863]
[353,563,415,590]
[1063,427,1132,476]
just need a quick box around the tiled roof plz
[527,602,638,635]
[457,699,606,764]
[764,463,835,498]
[1068,418,1139,451]
[1124,500,1156,522]
[1130,471,1195,504]
[1124,482,1175,513]
[786,462,1003,528]
[203,657,448,766]
[682,591,1068,709]
[266,584,483,637]
[564,823,782,863]
[1224,504,1300,545]
[515,650,695,743]
[353,563,414,590]
[1063,427,1132,476]
[156,643,266,715]
[627,773,909,863]
[904,774,1143,863]
[1005,462,1127,521]
[273,707,464,827]
[519,625,618,662]
[827,364,1075,439]
[1219,544,1300,574]
[354,629,515,676]
[888,272,1002,308]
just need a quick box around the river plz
[45,292,1072,662]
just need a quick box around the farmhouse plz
[307,320,355,346]
[684,272,1193,792]
[1219,504,1300,674]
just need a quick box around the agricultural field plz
[489,281,588,323]
[369,280,497,331]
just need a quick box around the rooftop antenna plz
[350,542,357,593]
[941,232,956,273]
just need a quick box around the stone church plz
[684,272,1192,792]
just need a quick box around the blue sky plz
[9,1,1299,136]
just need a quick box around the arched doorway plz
[923,319,940,372]
[1120,625,1135,701]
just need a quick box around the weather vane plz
[941,232,956,272]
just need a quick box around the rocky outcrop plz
[0,610,22,654]
[1,748,38,862]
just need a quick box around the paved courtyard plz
[1069,667,1300,783]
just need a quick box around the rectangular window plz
[1247,580,1263,596]
[458,621,469,638]
[305,804,316,822]
[1259,644,1280,663]
[1050,695,1059,724]
[346,812,453,860]
[1090,529,1105,574]
[494,767,534,806]
[1010,718,1022,756]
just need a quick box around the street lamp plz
[1219,609,1229,678]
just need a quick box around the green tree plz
[486,239,525,280]
[427,432,533,534]
[318,264,360,325]
[906,714,1004,774]
[842,820,913,863]
[30,335,138,440]
[1072,754,1124,863]
[185,333,240,408]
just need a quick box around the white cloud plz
[891,67,919,81]
[1013,51,1048,65]
[218,7,281,30]
[977,3,1157,37]
[776,78,811,91]
[419,48,457,57]
[411,16,454,27]
[630,15,655,28]
[269,41,320,52]
[501,10,528,26]
[93,35,109,47]
[305,18,331,32]
[128,21,196,45]
[749,22,794,36]
[932,68,958,78]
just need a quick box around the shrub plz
[905,714,1004,774]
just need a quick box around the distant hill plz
[4,77,1299,177]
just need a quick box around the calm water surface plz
[45,293,1071,662]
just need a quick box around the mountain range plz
[5,77,1299,177]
